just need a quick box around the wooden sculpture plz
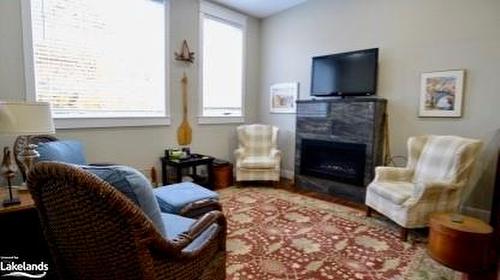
[1,146,20,206]
[1,147,16,184]
[177,73,192,146]
[174,40,195,63]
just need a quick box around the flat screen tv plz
[311,48,378,97]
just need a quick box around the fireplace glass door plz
[300,139,366,186]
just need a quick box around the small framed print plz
[270,82,299,114]
[419,70,465,117]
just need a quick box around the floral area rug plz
[218,187,459,280]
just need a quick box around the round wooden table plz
[428,212,495,280]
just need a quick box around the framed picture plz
[419,70,465,117]
[270,82,299,113]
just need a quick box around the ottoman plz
[154,182,221,218]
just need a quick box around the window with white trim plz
[22,0,169,128]
[199,2,246,123]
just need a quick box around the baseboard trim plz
[461,206,491,222]
[281,169,294,180]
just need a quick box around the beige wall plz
[259,0,500,211]
[2,0,499,212]
[0,0,260,174]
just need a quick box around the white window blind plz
[28,0,166,119]
[200,2,245,120]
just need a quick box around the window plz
[199,2,246,124]
[22,0,170,128]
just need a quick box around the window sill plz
[54,116,171,129]
[197,116,244,125]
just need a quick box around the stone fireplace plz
[295,97,387,202]
[300,139,366,186]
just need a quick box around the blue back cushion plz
[37,140,87,165]
[81,165,166,236]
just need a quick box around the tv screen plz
[311,48,378,96]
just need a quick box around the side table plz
[160,154,215,189]
[0,188,34,214]
[0,189,56,278]
[428,212,495,280]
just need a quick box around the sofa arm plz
[151,210,226,258]
[185,210,225,241]
[270,148,281,159]
[417,181,460,197]
[373,166,413,182]
[179,198,222,218]
[88,162,117,167]
[270,148,281,169]
[177,210,226,257]
[404,181,461,207]
[234,148,245,162]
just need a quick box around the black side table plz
[160,154,215,189]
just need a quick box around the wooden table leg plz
[207,163,214,190]
[400,227,408,242]
[161,159,167,186]
[176,167,183,183]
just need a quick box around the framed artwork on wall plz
[270,82,299,114]
[419,70,465,117]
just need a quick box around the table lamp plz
[0,101,55,206]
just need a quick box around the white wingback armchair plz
[365,135,482,240]
[234,124,281,182]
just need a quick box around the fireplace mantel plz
[295,97,387,202]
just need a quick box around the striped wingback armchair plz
[365,135,482,241]
[235,124,281,182]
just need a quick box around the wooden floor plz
[235,178,366,211]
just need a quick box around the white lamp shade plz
[0,101,55,136]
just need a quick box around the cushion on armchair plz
[37,140,87,165]
[369,181,415,204]
[82,165,166,235]
[240,156,276,169]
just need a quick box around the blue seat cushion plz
[153,182,219,214]
[37,140,87,165]
[161,213,219,252]
[81,165,166,236]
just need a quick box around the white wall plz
[0,0,25,101]
[0,0,260,175]
[259,0,500,210]
[2,0,498,211]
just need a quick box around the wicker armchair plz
[27,162,226,280]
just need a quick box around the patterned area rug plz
[219,187,459,280]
